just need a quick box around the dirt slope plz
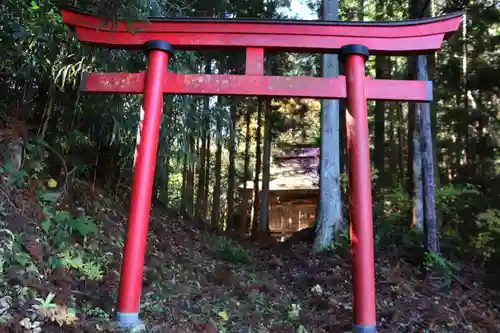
[0,180,499,333]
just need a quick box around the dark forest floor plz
[0,179,499,333]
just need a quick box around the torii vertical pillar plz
[341,44,377,333]
[116,40,173,328]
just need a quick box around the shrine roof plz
[240,145,320,192]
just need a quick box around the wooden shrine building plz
[237,144,319,239]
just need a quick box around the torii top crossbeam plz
[59,5,462,333]
[62,6,461,54]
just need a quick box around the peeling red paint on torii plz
[59,5,462,332]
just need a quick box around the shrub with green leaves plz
[215,236,250,265]
[41,210,98,238]
[468,209,500,263]
[423,252,459,287]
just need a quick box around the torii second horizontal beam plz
[81,72,433,102]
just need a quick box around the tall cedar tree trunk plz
[410,0,440,252]
[251,100,263,235]
[160,116,171,205]
[388,105,397,176]
[196,61,211,218]
[258,100,272,234]
[161,150,170,204]
[409,96,424,229]
[461,15,470,168]
[211,100,223,231]
[428,42,442,228]
[407,59,424,229]
[185,100,196,215]
[181,147,188,210]
[196,110,208,218]
[181,97,192,212]
[226,103,237,232]
[411,0,440,251]
[243,106,252,190]
[417,55,440,252]
[373,0,390,190]
[162,98,176,205]
[314,0,343,252]
[397,104,406,183]
[203,128,211,218]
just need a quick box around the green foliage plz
[0,228,15,274]
[375,185,412,224]
[0,202,6,219]
[468,209,500,262]
[423,252,459,287]
[286,303,301,321]
[436,183,481,223]
[323,229,350,252]
[81,303,109,320]
[49,246,107,281]
[6,236,40,276]
[41,210,98,238]
[215,236,250,265]
[33,292,57,310]
[0,162,28,188]
[36,183,98,241]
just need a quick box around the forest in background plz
[0,0,500,332]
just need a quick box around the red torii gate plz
[60,6,462,332]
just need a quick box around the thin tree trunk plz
[373,1,387,190]
[203,128,211,218]
[211,102,223,231]
[461,13,470,166]
[388,105,397,179]
[397,104,405,183]
[428,52,442,229]
[411,102,424,230]
[201,59,212,218]
[186,137,195,215]
[243,105,252,190]
[195,109,208,218]
[373,60,386,189]
[163,152,170,205]
[313,0,343,252]
[185,100,196,215]
[406,65,424,230]
[227,103,237,232]
[158,117,171,205]
[181,148,188,210]
[259,100,272,234]
[251,101,263,235]
[406,101,414,199]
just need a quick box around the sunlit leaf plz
[218,310,229,321]
[46,178,57,188]
[30,1,39,10]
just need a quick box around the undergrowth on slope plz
[0,135,498,332]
